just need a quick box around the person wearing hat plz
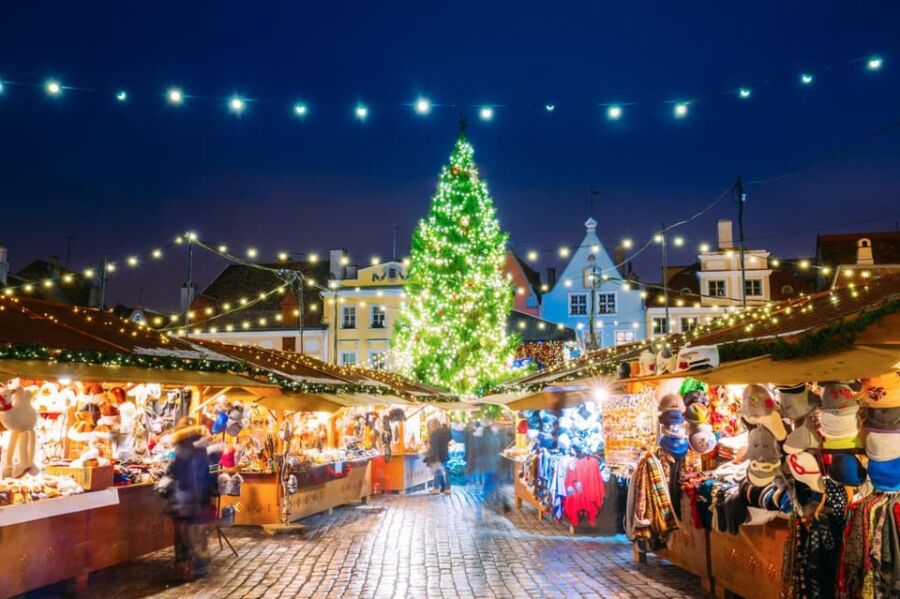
[163,416,217,581]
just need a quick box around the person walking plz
[162,417,217,581]
[426,418,452,495]
[479,421,509,511]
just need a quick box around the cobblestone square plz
[34,486,705,599]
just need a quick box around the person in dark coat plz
[163,417,217,581]
[425,418,452,495]
[479,421,509,511]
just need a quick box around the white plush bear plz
[0,386,39,478]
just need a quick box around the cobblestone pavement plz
[36,486,704,599]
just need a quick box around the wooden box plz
[47,464,114,491]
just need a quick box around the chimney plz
[717,219,734,250]
[329,249,349,280]
[545,267,556,289]
[0,247,8,285]
[856,238,874,266]
[613,244,626,268]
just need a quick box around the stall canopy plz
[0,295,273,389]
[490,273,900,398]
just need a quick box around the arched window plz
[781,285,794,295]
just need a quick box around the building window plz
[708,280,726,298]
[339,350,357,365]
[568,293,588,316]
[387,267,399,280]
[615,330,635,345]
[597,292,617,315]
[370,306,385,328]
[369,351,387,370]
[744,279,763,297]
[341,306,356,329]
[681,317,698,333]
[652,317,669,335]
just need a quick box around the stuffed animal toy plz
[225,402,248,437]
[69,410,96,435]
[0,386,39,478]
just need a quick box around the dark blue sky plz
[2,1,899,310]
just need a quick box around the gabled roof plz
[817,230,900,267]
[11,260,94,306]
[552,218,621,292]
[193,260,330,326]
[508,252,543,298]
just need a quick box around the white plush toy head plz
[0,387,38,431]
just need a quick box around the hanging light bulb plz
[606,105,623,120]
[544,104,555,112]
[293,102,308,117]
[699,243,710,253]
[355,104,369,120]
[621,238,633,249]
[115,90,128,102]
[738,88,752,99]
[414,97,431,115]
[45,80,63,96]
[479,106,494,121]
[800,73,814,85]
[167,87,184,105]
[673,102,689,118]
[867,56,884,71]
[228,95,246,114]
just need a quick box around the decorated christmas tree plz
[392,131,516,395]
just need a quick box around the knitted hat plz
[747,460,780,487]
[683,390,709,408]
[867,456,900,492]
[783,419,820,455]
[828,453,867,486]
[741,384,787,441]
[866,431,900,461]
[684,403,710,425]
[745,427,780,462]
[819,410,859,440]
[658,410,685,426]
[821,384,859,414]
[661,422,688,438]
[861,373,900,409]
[864,407,900,432]
[786,452,824,492]
[656,348,678,374]
[776,384,820,420]
[689,424,717,455]
[676,346,720,372]
[217,472,231,495]
[659,435,689,459]
[226,473,243,497]
[639,350,657,376]
[658,393,686,413]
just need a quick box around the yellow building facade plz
[321,260,406,369]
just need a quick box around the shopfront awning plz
[335,393,413,407]
[484,384,596,411]
[255,392,350,413]
[0,359,276,388]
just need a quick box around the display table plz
[220,459,373,525]
[372,453,433,494]
[0,483,173,597]
[709,519,787,599]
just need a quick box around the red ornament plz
[451,165,460,175]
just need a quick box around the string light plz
[800,73,814,85]
[354,104,369,121]
[545,104,555,112]
[621,238,633,249]
[166,87,184,105]
[738,88,752,99]
[45,80,62,96]
[414,97,431,115]
[699,243,710,253]
[558,247,570,258]
[246,248,258,259]
[370,256,380,265]
[673,236,684,247]
[674,102,689,118]
[115,90,128,102]
[479,106,494,121]
[152,249,163,259]
[527,250,538,261]
[607,105,623,120]
[228,95,246,114]
[293,102,308,117]
[867,56,884,71]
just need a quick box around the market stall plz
[0,295,278,596]
[490,274,900,599]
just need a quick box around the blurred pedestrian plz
[425,418,452,495]
[479,420,510,512]
[161,417,218,581]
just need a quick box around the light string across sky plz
[0,52,886,123]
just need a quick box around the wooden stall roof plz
[255,392,351,413]
[491,273,900,395]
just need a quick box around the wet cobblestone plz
[38,486,705,598]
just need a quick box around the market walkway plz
[38,487,704,599]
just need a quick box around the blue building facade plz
[541,218,647,348]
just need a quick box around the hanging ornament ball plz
[451,165,460,175]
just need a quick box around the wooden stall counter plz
[650,497,713,592]
[372,454,433,494]
[220,459,373,525]
[709,519,788,599]
[0,483,172,598]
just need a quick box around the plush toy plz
[69,410,96,435]
[0,386,39,478]
[225,402,248,437]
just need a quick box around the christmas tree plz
[392,132,516,395]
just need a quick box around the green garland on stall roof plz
[718,298,900,363]
[0,343,379,396]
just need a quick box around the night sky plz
[2,1,899,311]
